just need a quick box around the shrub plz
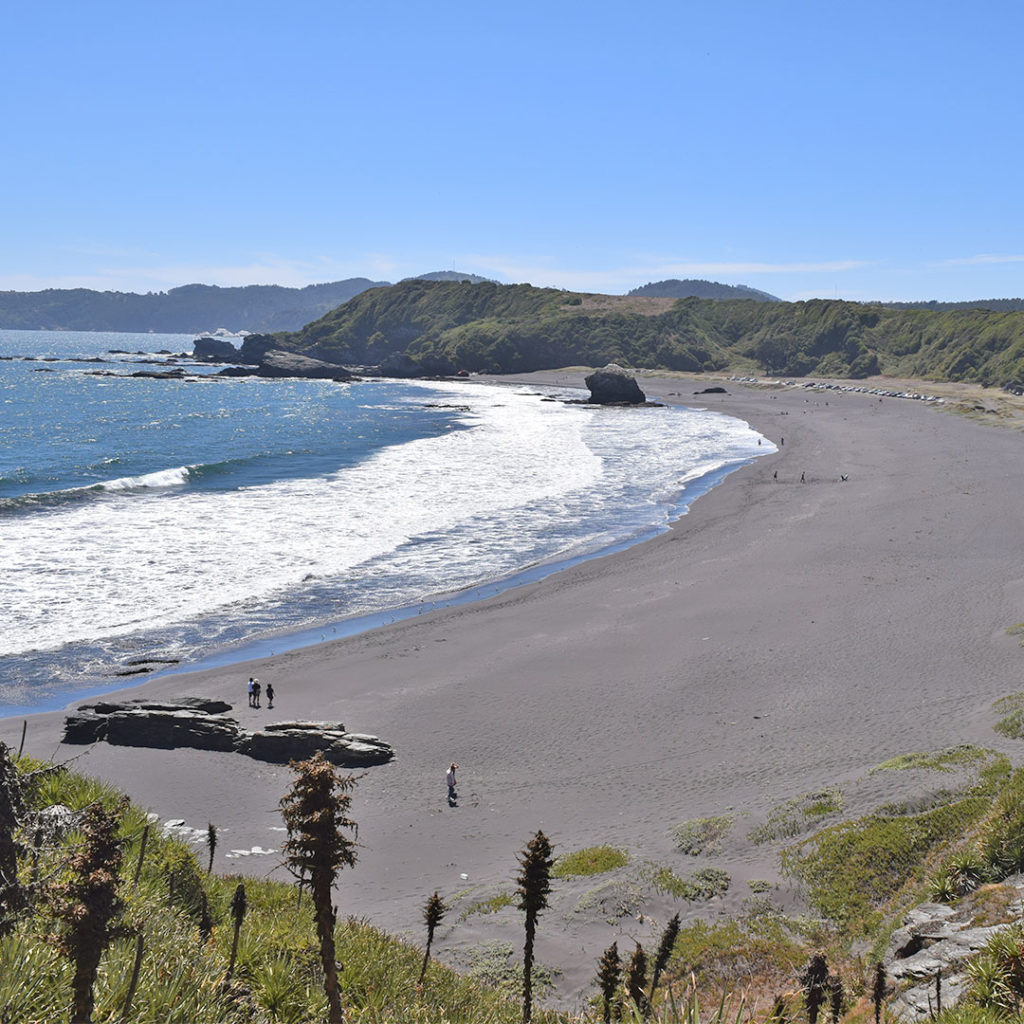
[552,845,628,878]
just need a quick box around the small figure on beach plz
[800,472,806,483]
[247,677,255,708]
[780,437,784,446]
[446,762,459,806]
[265,682,275,709]
[773,470,777,480]
[252,679,261,708]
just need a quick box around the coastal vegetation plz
[252,279,1024,386]
[8,721,1024,1022]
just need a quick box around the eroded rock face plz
[882,885,1024,1020]
[216,350,352,381]
[584,364,646,404]
[62,698,393,767]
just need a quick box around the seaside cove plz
[5,369,1024,1012]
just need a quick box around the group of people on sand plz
[246,677,274,709]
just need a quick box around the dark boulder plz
[62,698,393,767]
[238,334,277,365]
[695,386,727,394]
[237,721,394,767]
[193,337,240,362]
[257,351,352,380]
[584,363,646,404]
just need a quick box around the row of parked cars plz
[729,376,944,403]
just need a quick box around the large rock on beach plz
[237,721,394,766]
[61,697,393,768]
[584,363,646,404]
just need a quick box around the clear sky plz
[3,0,1022,302]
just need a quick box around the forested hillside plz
[628,279,780,302]
[0,279,387,333]
[260,279,1024,385]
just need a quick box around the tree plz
[648,912,680,1012]
[419,891,446,984]
[596,941,622,1024]
[515,829,553,1024]
[280,752,359,1024]
[48,799,128,1024]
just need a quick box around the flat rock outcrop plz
[62,698,393,767]
[217,350,352,381]
[584,363,646,404]
[881,885,1024,1020]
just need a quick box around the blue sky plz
[3,0,1022,302]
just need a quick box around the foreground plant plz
[280,752,359,1024]
[47,798,129,1024]
[596,940,621,1024]
[420,890,447,985]
[516,829,553,1024]
[0,742,25,935]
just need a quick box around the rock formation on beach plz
[584,363,647,404]
[62,697,394,767]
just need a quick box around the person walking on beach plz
[247,677,255,708]
[265,682,275,709]
[252,679,261,708]
[446,762,459,806]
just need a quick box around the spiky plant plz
[0,742,26,936]
[648,912,680,1011]
[872,962,886,1024]
[227,881,247,980]
[626,942,648,1016]
[828,972,843,1024]
[206,822,217,875]
[515,829,553,1024]
[47,798,128,1024]
[596,941,621,1024]
[280,752,359,1024]
[800,952,829,1024]
[419,891,446,985]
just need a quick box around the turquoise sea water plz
[0,330,772,713]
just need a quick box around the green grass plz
[993,693,1024,739]
[457,890,514,921]
[647,865,730,901]
[871,744,989,774]
[748,788,843,844]
[551,844,628,878]
[781,794,990,932]
[670,816,733,856]
[3,755,566,1024]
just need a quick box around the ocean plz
[0,330,772,714]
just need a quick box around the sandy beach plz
[6,371,1024,1010]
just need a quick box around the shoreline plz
[6,370,1024,1009]
[0,377,767,718]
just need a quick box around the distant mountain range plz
[628,279,781,302]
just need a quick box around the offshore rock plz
[217,350,352,381]
[62,698,393,767]
[193,337,240,361]
[584,363,646,404]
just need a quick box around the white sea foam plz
[0,380,768,664]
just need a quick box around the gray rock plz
[584,364,646,404]
[217,350,353,381]
[193,337,240,361]
[62,698,393,767]
[882,889,1024,1020]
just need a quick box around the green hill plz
[0,280,388,334]
[628,279,780,302]
[254,279,1024,385]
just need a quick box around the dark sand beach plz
[6,372,1024,1010]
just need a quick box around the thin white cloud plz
[936,253,1024,267]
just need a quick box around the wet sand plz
[6,372,1024,1009]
